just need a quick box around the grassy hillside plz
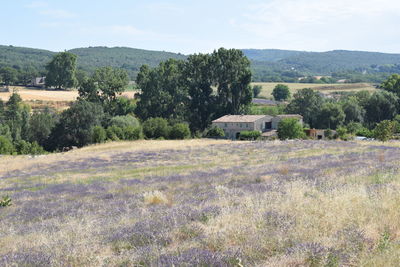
[0,45,54,71]
[1,139,400,265]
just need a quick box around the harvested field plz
[252,82,377,98]
[1,139,400,266]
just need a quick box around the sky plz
[2,0,400,54]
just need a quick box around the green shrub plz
[0,196,11,207]
[92,126,107,143]
[14,140,45,155]
[0,136,14,154]
[239,131,261,140]
[205,126,225,138]
[373,120,395,142]
[106,125,124,141]
[123,126,142,140]
[277,118,305,140]
[109,115,140,128]
[169,123,190,139]
[356,128,373,138]
[143,117,170,139]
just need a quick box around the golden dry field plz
[252,82,377,98]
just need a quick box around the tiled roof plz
[212,115,272,123]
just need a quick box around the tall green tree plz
[212,48,253,115]
[79,67,128,104]
[135,59,188,122]
[316,102,345,129]
[4,93,30,141]
[285,88,324,127]
[365,91,398,124]
[272,84,290,101]
[373,120,395,142]
[47,100,104,150]
[341,96,365,123]
[184,53,216,132]
[28,108,57,147]
[45,52,77,90]
[0,67,18,86]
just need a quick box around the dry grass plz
[252,82,377,98]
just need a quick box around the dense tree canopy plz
[272,84,290,101]
[45,52,77,89]
[316,102,345,129]
[364,91,398,124]
[285,88,323,127]
[381,74,400,97]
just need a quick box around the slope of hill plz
[69,46,187,78]
[0,45,54,71]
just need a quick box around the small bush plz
[123,126,143,140]
[106,125,124,141]
[169,123,190,139]
[0,195,11,207]
[239,131,261,140]
[143,117,170,139]
[205,126,225,138]
[14,140,45,155]
[0,136,14,154]
[277,118,305,140]
[92,126,107,143]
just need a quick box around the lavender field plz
[1,139,400,266]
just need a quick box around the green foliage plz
[0,67,18,85]
[4,93,30,141]
[239,131,261,140]
[272,84,290,101]
[136,60,188,122]
[14,140,45,155]
[28,108,57,147]
[336,126,352,140]
[381,74,400,97]
[341,96,365,123]
[346,122,364,135]
[0,135,14,154]
[106,125,124,141]
[365,91,398,124]
[0,195,11,207]
[45,52,77,89]
[113,97,136,116]
[47,101,104,150]
[92,126,107,143]
[78,66,129,107]
[316,102,345,129]
[142,117,170,139]
[356,127,373,138]
[169,123,190,139]
[123,126,142,140]
[252,85,262,97]
[109,115,140,128]
[277,118,305,140]
[373,120,395,142]
[285,88,324,127]
[205,126,225,138]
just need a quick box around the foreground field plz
[252,82,377,98]
[1,139,400,266]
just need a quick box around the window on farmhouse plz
[224,123,227,127]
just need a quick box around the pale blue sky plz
[3,0,400,54]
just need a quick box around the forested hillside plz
[243,49,400,82]
[1,45,400,82]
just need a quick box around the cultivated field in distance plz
[1,139,400,266]
[253,82,377,98]
[0,86,137,102]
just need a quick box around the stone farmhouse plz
[212,114,303,139]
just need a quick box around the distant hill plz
[0,45,186,79]
[242,49,400,81]
[69,46,186,78]
[1,45,400,82]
